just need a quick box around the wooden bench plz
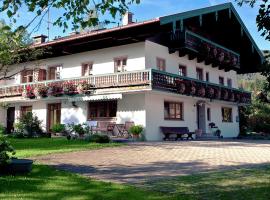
[160,127,194,141]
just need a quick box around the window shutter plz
[21,70,27,83]
[38,69,47,81]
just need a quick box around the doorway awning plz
[68,94,122,102]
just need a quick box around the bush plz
[0,124,6,135]
[51,124,65,133]
[68,123,90,136]
[15,113,44,138]
[0,136,15,166]
[129,125,144,135]
[85,134,110,143]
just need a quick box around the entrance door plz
[196,103,206,133]
[47,103,61,131]
[6,107,15,134]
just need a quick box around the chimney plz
[122,12,133,26]
[33,35,47,45]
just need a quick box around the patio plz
[36,140,270,185]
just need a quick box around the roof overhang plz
[160,3,265,74]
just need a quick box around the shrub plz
[0,136,15,166]
[129,125,144,135]
[85,134,110,143]
[15,113,44,138]
[0,124,6,135]
[68,123,90,136]
[51,124,65,133]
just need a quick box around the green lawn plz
[1,165,270,200]
[9,138,123,158]
[0,165,169,200]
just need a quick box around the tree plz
[0,22,44,80]
[0,0,140,32]
[237,0,270,99]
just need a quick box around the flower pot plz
[132,134,140,140]
[0,159,33,175]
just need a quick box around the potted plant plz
[48,83,63,97]
[35,85,49,98]
[63,81,77,96]
[129,125,144,140]
[190,82,196,96]
[22,85,35,99]
[207,87,215,98]
[175,80,186,94]
[197,86,206,97]
[51,124,66,136]
[77,81,95,95]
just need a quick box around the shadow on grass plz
[0,165,168,200]
[145,165,270,200]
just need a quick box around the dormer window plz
[82,62,93,76]
[157,58,166,71]
[21,70,34,83]
[114,57,127,72]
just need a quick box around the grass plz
[9,137,123,158]
[146,166,270,200]
[1,165,270,200]
[0,165,169,200]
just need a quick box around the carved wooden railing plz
[0,69,251,104]
[0,70,151,98]
[170,30,240,69]
[151,69,251,104]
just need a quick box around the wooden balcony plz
[151,69,251,104]
[0,69,251,104]
[169,30,240,70]
[0,70,151,99]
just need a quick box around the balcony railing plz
[170,30,240,69]
[0,69,251,104]
[151,69,251,104]
[0,70,151,98]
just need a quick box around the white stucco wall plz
[145,40,238,88]
[61,101,88,125]
[0,108,6,127]
[144,91,239,141]
[117,93,146,127]
[2,42,146,86]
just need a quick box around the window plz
[227,78,232,87]
[164,101,183,120]
[82,62,93,76]
[206,72,209,82]
[114,57,127,72]
[179,65,187,76]
[196,68,203,80]
[38,69,47,81]
[21,106,32,117]
[222,107,233,122]
[219,76,224,85]
[207,108,211,121]
[48,66,61,80]
[157,58,166,71]
[21,70,34,83]
[88,101,117,119]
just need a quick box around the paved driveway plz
[36,140,270,184]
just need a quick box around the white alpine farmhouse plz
[0,3,263,141]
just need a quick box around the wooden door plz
[47,103,61,131]
[6,107,15,133]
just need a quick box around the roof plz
[160,2,264,63]
[33,18,160,48]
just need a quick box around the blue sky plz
[0,0,269,50]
